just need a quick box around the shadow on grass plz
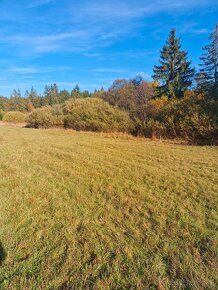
[0,242,6,265]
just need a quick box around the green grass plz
[0,126,217,289]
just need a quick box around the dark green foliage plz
[8,97,27,112]
[0,242,6,266]
[81,90,90,98]
[0,84,92,114]
[63,98,134,132]
[0,96,9,111]
[0,85,93,113]
[25,87,42,108]
[0,97,5,111]
[153,29,195,98]
[9,89,27,112]
[0,112,4,120]
[11,89,21,98]
[196,24,218,98]
[44,83,59,106]
[131,74,143,87]
[59,89,71,103]
[71,84,81,98]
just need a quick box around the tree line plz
[0,84,91,112]
[1,25,217,144]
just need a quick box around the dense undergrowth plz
[23,94,218,145]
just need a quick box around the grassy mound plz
[2,111,26,123]
[63,98,133,132]
[27,106,64,128]
[27,98,133,133]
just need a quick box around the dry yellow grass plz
[0,126,217,289]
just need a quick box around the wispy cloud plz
[189,28,210,35]
[74,0,216,21]
[26,0,56,9]
[7,66,73,75]
[2,30,91,53]
[0,0,215,55]
[0,0,216,96]
[90,68,128,73]
[8,67,38,74]
[0,26,131,54]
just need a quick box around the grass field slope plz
[0,126,217,289]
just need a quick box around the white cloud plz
[26,0,56,9]
[0,0,216,96]
[8,67,38,74]
[7,66,73,75]
[0,0,215,55]
[90,68,128,73]
[74,0,215,21]
[187,28,210,35]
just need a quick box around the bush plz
[2,111,27,123]
[159,96,218,144]
[135,94,217,144]
[142,119,166,139]
[63,98,134,133]
[0,112,4,120]
[147,96,169,119]
[27,107,64,128]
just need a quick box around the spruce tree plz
[71,84,81,98]
[153,29,195,98]
[44,83,59,105]
[196,24,218,98]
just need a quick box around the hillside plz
[0,126,217,289]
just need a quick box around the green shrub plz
[2,111,27,123]
[0,111,4,120]
[63,98,134,133]
[27,107,64,128]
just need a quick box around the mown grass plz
[0,126,217,289]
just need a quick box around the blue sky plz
[0,0,217,97]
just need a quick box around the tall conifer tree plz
[153,29,195,98]
[196,24,218,98]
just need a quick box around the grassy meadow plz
[0,126,217,289]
